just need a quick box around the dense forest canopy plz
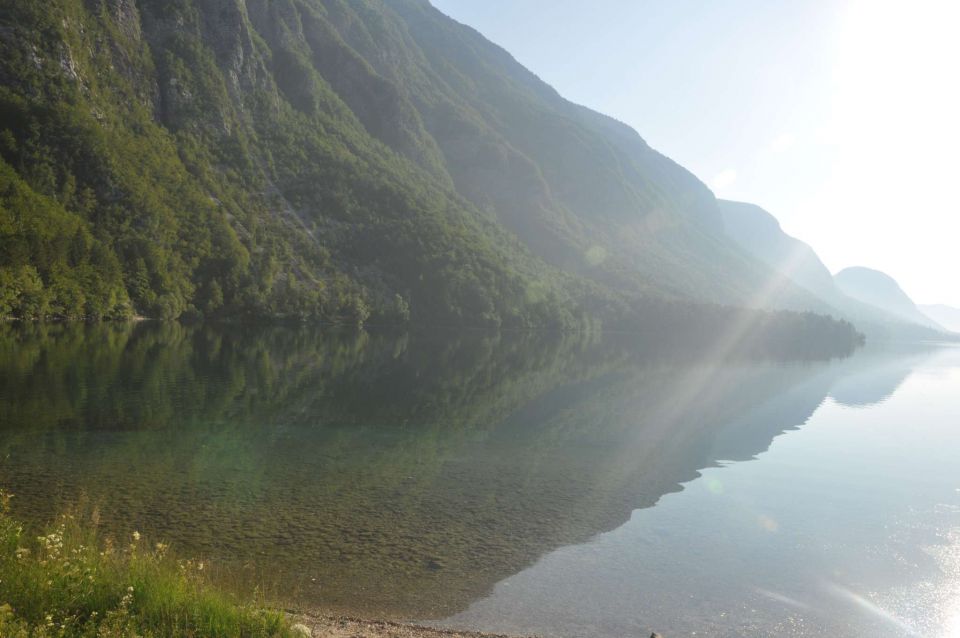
[0,0,862,350]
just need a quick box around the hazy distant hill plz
[0,0,855,346]
[719,201,950,340]
[835,267,943,331]
[718,201,836,299]
[919,305,960,333]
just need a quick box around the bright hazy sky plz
[430,0,960,307]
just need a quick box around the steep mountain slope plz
[919,305,960,333]
[718,201,950,340]
[718,200,836,299]
[835,267,943,331]
[0,0,602,326]
[366,0,801,304]
[0,0,853,343]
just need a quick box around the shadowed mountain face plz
[0,0,841,328]
[835,267,943,331]
[0,322,901,619]
[365,0,788,304]
[920,304,960,333]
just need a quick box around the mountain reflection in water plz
[0,323,932,621]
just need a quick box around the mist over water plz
[1,323,957,636]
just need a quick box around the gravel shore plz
[294,614,534,638]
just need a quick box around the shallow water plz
[442,344,960,637]
[1,323,957,636]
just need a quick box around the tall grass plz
[0,490,297,637]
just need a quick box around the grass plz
[0,490,300,637]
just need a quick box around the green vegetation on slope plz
[0,491,293,638]
[0,0,589,326]
[0,0,862,348]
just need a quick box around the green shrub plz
[0,491,295,638]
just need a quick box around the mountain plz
[1,0,590,327]
[0,0,857,345]
[718,200,836,299]
[351,0,789,305]
[919,305,960,333]
[718,200,953,340]
[834,267,943,331]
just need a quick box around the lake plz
[1,323,957,637]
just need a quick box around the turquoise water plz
[1,323,957,636]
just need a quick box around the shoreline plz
[294,615,663,638]
[293,614,533,638]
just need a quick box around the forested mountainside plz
[0,0,848,339]
[1,0,592,326]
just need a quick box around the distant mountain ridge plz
[834,267,944,331]
[718,200,951,340]
[919,305,960,333]
[718,200,836,299]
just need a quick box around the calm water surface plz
[1,323,958,637]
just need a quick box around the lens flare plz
[757,515,780,533]
[825,582,922,637]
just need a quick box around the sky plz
[430,0,960,307]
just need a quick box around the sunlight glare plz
[804,0,960,302]
[944,608,960,638]
[826,582,922,637]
